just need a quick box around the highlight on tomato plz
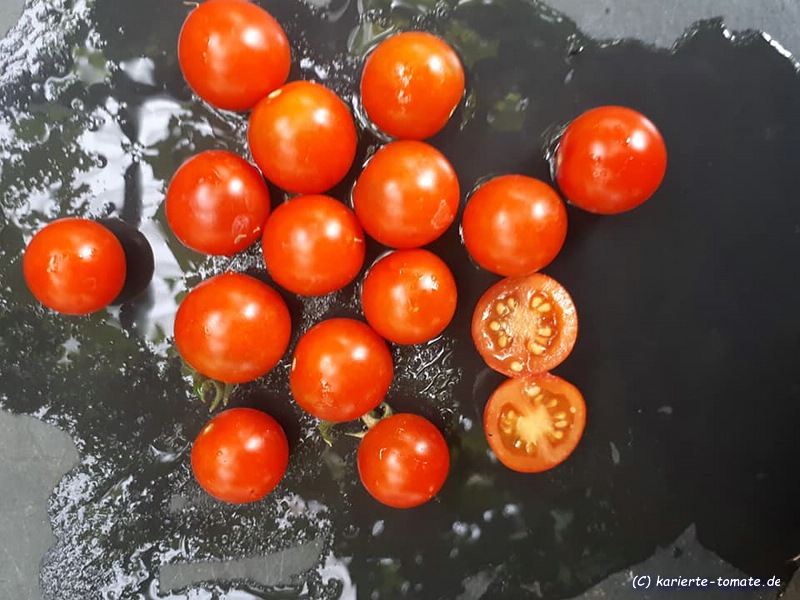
[178,0,291,111]
[358,413,450,508]
[553,105,667,214]
[23,218,127,315]
[352,140,460,248]
[483,374,586,473]
[262,195,365,296]
[174,272,291,384]
[191,407,289,503]
[289,318,393,422]
[248,81,358,194]
[360,31,465,140]
[166,150,271,256]
[461,175,567,277]
[361,249,457,345]
[472,273,578,377]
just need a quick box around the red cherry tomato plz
[248,81,358,194]
[554,106,667,214]
[174,273,291,384]
[357,413,449,508]
[360,32,465,140]
[23,218,126,315]
[166,150,271,256]
[484,374,586,473]
[352,141,460,248]
[472,273,577,377]
[178,0,290,111]
[262,195,365,296]
[191,408,289,503]
[361,249,457,345]
[462,175,567,277]
[290,318,393,422]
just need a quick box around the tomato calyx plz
[317,402,394,447]
[181,361,236,412]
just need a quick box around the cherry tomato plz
[174,273,291,384]
[166,150,271,256]
[178,0,290,111]
[554,106,667,214]
[262,195,365,296]
[248,81,358,194]
[360,32,465,140]
[361,249,457,345]
[290,318,393,422]
[462,175,567,277]
[357,413,449,508]
[23,218,126,315]
[484,374,585,473]
[352,141,460,248]
[191,408,289,503]
[472,273,577,377]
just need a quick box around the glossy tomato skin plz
[462,175,567,277]
[262,195,365,296]
[191,408,289,503]
[290,318,393,422]
[174,273,291,384]
[361,249,457,345]
[360,32,465,140]
[166,150,271,256]
[358,413,449,508]
[178,0,290,111]
[248,81,358,194]
[352,141,460,248]
[554,106,667,214]
[484,374,586,473]
[472,273,578,377]
[23,218,126,315]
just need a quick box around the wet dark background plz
[0,0,798,598]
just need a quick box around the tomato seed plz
[524,385,541,397]
[489,320,501,331]
[538,326,552,337]
[498,334,510,348]
[546,399,558,408]
[529,342,546,355]
[524,441,536,454]
[537,302,552,313]
[550,430,564,440]
[552,411,567,420]
[531,296,543,308]
[554,420,568,429]
[510,361,524,373]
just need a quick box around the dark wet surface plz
[0,0,799,597]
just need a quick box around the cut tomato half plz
[484,374,586,473]
[471,273,578,377]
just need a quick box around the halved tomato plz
[471,273,577,377]
[484,374,586,473]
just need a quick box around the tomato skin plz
[262,195,365,296]
[248,81,358,194]
[360,32,465,140]
[290,318,393,422]
[166,150,271,256]
[462,175,567,277]
[361,249,457,345]
[484,374,586,473]
[352,141,460,248]
[174,273,291,384]
[357,413,449,508]
[178,0,290,111]
[472,273,578,377]
[191,408,289,503]
[23,218,126,315]
[554,106,667,214]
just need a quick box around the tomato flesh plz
[484,374,585,473]
[191,408,289,503]
[472,273,577,377]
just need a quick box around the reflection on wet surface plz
[0,0,799,597]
